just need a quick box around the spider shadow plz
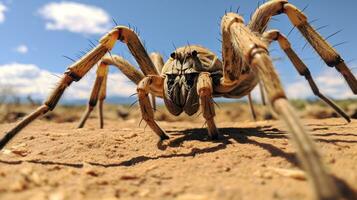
[160,126,299,166]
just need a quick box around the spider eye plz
[170,52,176,59]
[191,50,198,57]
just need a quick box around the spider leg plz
[77,62,109,129]
[77,53,150,129]
[98,70,107,129]
[258,81,266,105]
[222,13,341,199]
[197,72,219,139]
[102,55,145,85]
[247,93,257,121]
[137,75,169,140]
[150,52,164,74]
[249,0,357,94]
[1,26,160,149]
[95,55,146,128]
[117,26,159,76]
[149,52,165,111]
[0,28,120,149]
[262,30,350,122]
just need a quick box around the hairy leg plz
[0,28,119,149]
[222,12,341,200]
[150,52,164,74]
[101,55,145,85]
[78,52,163,129]
[0,26,160,149]
[197,72,219,139]
[149,52,165,110]
[262,30,350,122]
[116,27,159,76]
[247,93,257,121]
[137,75,169,140]
[249,0,357,94]
[98,72,107,129]
[77,62,109,128]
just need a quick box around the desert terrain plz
[0,101,357,200]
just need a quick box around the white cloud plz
[14,45,29,54]
[286,69,356,99]
[0,63,136,101]
[38,2,111,35]
[0,2,7,23]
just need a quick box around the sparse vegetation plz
[1,99,356,124]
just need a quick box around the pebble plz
[269,167,306,181]
[123,133,138,139]
[6,143,30,157]
[10,179,27,192]
[138,189,150,197]
[120,175,140,180]
[253,169,273,179]
[83,163,100,177]
[175,194,209,200]
[49,192,65,200]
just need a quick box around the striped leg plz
[262,30,350,122]
[77,62,109,128]
[197,72,219,139]
[137,75,169,140]
[0,28,119,149]
[98,73,107,129]
[0,26,159,149]
[149,52,165,110]
[249,0,357,94]
[223,12,341,200]
[247,93,257,121]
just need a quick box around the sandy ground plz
[0,118,357,200]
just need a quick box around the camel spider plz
[1,0,356,199]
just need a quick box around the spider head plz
[162,50,202,116]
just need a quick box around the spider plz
[1,0,356,199]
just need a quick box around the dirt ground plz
[0,117,357,200]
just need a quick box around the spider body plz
[162,45,258,116]
[1,1,357,199]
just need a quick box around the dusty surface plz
[0,118,357,200]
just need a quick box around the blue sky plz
[0,0,356,102]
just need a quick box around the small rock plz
[117,106,129,119]
[175,194,209,200]
[139,189,150,197]
[48,165,62,171]
[9,143,30,157]
[224,167,231,172]
[49,192,65,200]
[1,149,12,155]
[0,171,5,177]
[123,133,137,139]
[269,167,306,181]
[96,180,109,185]
[11,148,30,157]
[254,170,273,179]
[120,175,139,180]
[329,158,336,164]
[83,163,100,177]
[30,172,43,186]
[10,180,27,192]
